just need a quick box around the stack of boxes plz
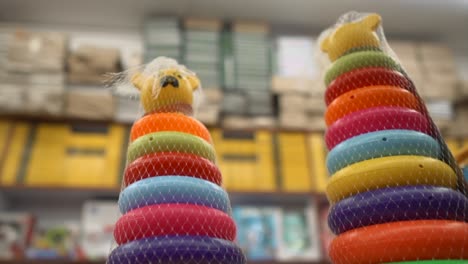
[3,30,67,115]
[273,36,326,131]
[233,22,272,117]
[183,18,223,125]
[221,22,274,128]
[144,17,181,63]
[66,45,120,120]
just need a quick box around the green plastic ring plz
[127,131,217,163]
[325,51,402,86]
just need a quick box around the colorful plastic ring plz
[325,86,421,126]
[325,107,432,150]
[326,155,457,204]
[130,112,212,143]
[325,67,413,106]
[127,131,216,164]
[108,236,246,264]
[327,129,440,175]
[329,220,468,264]
[114,204,236,245]
[123,152,222,187]
[324,51,402,86]
[119,176,231,215]
[328,185,468,234]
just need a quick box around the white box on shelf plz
[81,200,120,260]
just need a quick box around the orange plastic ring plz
[130,112,212,143]
[329,220,468,264]
[325,85,421,126]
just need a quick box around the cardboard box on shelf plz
[184,18,222,31]
[195,105,220,126]
[388,40,418,59]
[279,113,308,130]
[26,84,64,116]
[65,87,115,120]
[7,30,67,73]
[272,76,322,96]
[419,43,453,60]
[307,115,326,131]
[68,45,120,85]
[114,96,141,124]
[232,21,270,34]
[447,103,468,137]
[305,96,326,114]
[222,115,253,130]
[459,80,468,97]
[222,92,247,115]
[420,76,458,100]
[0,84,26,113]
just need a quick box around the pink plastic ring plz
[325,107,433,150]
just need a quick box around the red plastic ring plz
[325,107,432,150]
[329,220,468,264]
[325,67,413,106]
[114,204,236,245]
[130,112,212,143]
[123,152,222,187]
[325,85,421,126]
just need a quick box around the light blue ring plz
[118,176,231,215]
[327,129,441,175]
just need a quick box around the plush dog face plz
[321,14,382,62]
[132,67,200,114]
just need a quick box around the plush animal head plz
[131,62,200,114]
[321,13,382,62]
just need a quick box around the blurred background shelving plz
[0,0,468,263]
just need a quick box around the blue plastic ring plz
[327,129,440,175]
[118,176,231,215]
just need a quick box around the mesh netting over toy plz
[106,57,246,264]
[319,12,468,264]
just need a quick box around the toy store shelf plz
[2,0,466,36]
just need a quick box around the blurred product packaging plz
[67,45,120,84]
[0,29,67,115]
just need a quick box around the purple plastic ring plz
[108,236,246,264]
[328,185,468,235]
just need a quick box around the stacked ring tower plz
[108,59,246,264]
[320,13,468,264]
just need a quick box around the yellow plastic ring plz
[326,155,457,204]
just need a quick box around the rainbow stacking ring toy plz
[329,220,468,264]
[324,51,403,85]
[325,107,432,150]
[325,67,414,106]
[123,152,222,187]
[325,85,421,126]
[127,131,217,163]
[114,204,236,245]
[108,236,246,264]
[130,112,212,143]
[326,155,457,203]
[119,176,231,214]
[327,129,441,174]
[328,185,468,234]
